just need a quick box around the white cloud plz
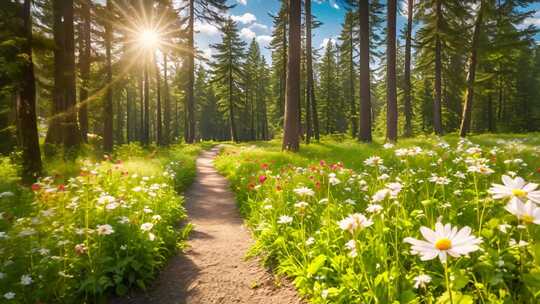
[399,0,409,17]
[329,0,339,9]
[200,47,212,60]
[194,20,219,36]
[249,22,269,32]
[319,37,336,49]
[231,12,256,25]
[256,35,272,47]
[237,0,247,5]
[240,27,256,40]
[524,12,540,26]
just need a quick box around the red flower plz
[320,160,326,167]
[315,181,321,189]
[536,167,540,174]
[261,163,269,170]
[31,183,41,192]
[259,175,267,184]
[57,184,65,192]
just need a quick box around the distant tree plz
[269,1,288,126]
[403,0,413,137]
[338,11,356,137]
[78,0,91,142]
[305,0,319,142]
[318,41,340,134]
[210,18,246,142]
[358,0,372,142]
[103,0,113,152]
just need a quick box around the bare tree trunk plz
[155,53,162,146]
[349,19,356,138]
[358,0,372,142]
[459,2,484,137]
[386,0,398,142]
[433,0,443,135]
[78,0,90,142]
[305,0,313,143]
[45,0,64,145]
[282,0,301,151]
[143,62,150,145]
[62,0,81,149]
[163,52,170,145]
[18,0,42,183]
[185,0,195,143]
[228,68,238,142]
[403,0,413,137]
[103,0,113,152]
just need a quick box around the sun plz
[137,28,161,49]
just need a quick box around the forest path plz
[112,146,301,304]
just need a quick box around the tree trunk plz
[143,62,150,145]
[126,82,133,142]
[487,94,495,132]
[78,0,90,142]
[62,0,81,149]
[459,2,484,137]
[305,0,313,144]
[185,0,195,143]
[282,0,301,151]
[386,0,398,142]
[45,0,64,145]
[358,0,372,142]
[349,19,356,138]
[433,0,443,135]
[103,0,113,152]
[139,72,144,142]
[163,52,170,145]
[403,0,413,137]
[18,0,42,183]
[228,68,238,142]
[155,53,162,146]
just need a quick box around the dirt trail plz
[112,147,301,304]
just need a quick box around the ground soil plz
[111,147,302,304]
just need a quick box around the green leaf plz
[436,291,474,304]
[307,255,327,276]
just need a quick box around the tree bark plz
[459,2,484,137]
[433,0,443,135]
[103,0,113,152]
[282,0,301,151]
[358,0,372,142]
[155,52,162,146]
[62,0,81,149]
[386,0,398,142]
[163,52,170,145]
[143,61,150,145]
[185,0,195,143]
[305,0,313,143]
[403,0,413,137]
[18,0,42,183]
[349,17,356,138]
[78,0,90,142]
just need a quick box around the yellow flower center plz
[435,238,452,250]
[522,215,534,224]
[512,189,527,197]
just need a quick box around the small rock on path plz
[111,147,302,304]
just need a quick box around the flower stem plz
[444,262,454,304]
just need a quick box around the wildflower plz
[338,213,373,234]
[366,204,383,214]
[413,274,432,289]
[3,292,15,300]
[404,223,482,262]
[489,175,540,204]
[505,200,540,225]
[74,243,87,255]
[345,240,357,257]
[117,216,130,224]
[344,198,356,205]
[132,186,142,192]
[152,215,162,221]
[294,201,309,209]
[31,183,40,191]
[140,223,154,232]
[20,274,32,285]
[18,228,36,237]
[328,173,341,186]
[372,189,390,202]
[105,202,119,210]
[364,156,383,167]
[259,175,267,184]
[293,186,315,197]
[0,191,14,199]
[0,232,8,239]
[387,182,403,196]
[0,272,5,279]
[383,143,394,149]
[148,233,156,241]
[498,224,511,233]
[277,215,293,225]
[96,224,114,236]
[428,174,450,185]
[468,164,494,175]
[306,237,315,246]
[143,207,153,213]
[97,195,115,205]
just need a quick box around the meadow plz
[215,134,540,303]
[0,143,205,303]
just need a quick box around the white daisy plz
[505,200,540,225]
[3,292,15,300]
[338,213,373,235]
[489,175,540,204]
[96,224,114,236]
[293,186,315,197]
[277,215,293,225]
[404,223,482,263]
[20,274,32,285]
[140,223,154,232]
[413,274,432,289]
[364,156,383,167]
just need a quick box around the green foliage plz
[216,135,540,303]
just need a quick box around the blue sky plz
[194,0,540,65]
